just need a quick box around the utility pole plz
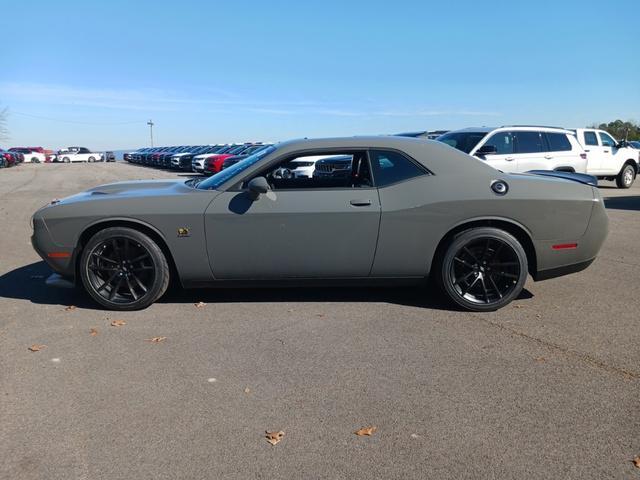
[147,119,154,147]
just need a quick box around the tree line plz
[590,119,640,141]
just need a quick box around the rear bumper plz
[533,188,608,281]
[534,258,594,281]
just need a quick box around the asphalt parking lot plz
[1,163,639,479]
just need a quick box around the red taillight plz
[552,243,578,250]
[580,153,587,160]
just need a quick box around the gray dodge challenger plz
[31,136,608,312]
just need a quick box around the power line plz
[10,111,144,126]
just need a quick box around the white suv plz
[437,126,587,174]
[572,128,639,188]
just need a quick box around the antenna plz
[147,119,154,147]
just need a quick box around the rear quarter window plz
[369,150,427,187]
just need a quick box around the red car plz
[1,150,17,167]
[203,144,260,176]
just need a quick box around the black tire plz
[437,227,528,312]
[79,227,170,310]
[31,157,40,163]
[63,157,70,163]
[88,156,95,163]
[615,164,635,189]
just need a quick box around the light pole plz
[147,119,154,147]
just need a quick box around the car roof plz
[445,126,576,135]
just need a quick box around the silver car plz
[31,136,608,312]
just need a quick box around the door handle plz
[603,150,609,153]
[505,157,515,162]
[350,199,372,206]
[544,155,553,159]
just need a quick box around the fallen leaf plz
[265,430,284,445]
[65,305,77,311]
[110,320,126,327]
[194,301,207,308]
[146,336,167,343]
[244,387,251,394]
[355,426,377,436]
[28,344,46,352]
[633,456,640,468]
[535,357,546,363]
[89,328,99,336]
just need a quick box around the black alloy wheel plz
[439,227,528,311]
[80,227,170,310]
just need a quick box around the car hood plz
[55,180,194,205]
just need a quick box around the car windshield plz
[437,131,488,153]
[194,145,277,190]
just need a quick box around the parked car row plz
[435,126,640,188]
[124,143,274,175]
[123,126,640,188]
[0,148,24,167]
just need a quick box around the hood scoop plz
[86,180,182,195]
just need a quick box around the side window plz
[598,132,616,148]
[514,131,545,153]
[583,131,599,146]
[255,151,372,190]
[483,132,514,155]
[369,150,426,187]
[546,133,572,152]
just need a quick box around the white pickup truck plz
[573,128,639,188]
[54,147,104,163]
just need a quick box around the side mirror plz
[476,144,498,157]
[247,176,270,200]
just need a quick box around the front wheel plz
[616,164,635,189]
[63,157,70,163]
[79,227,170,310]
[437,227,528,312]
[88,156,96,163]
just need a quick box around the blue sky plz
[2,0,639,150]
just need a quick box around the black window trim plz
[226,146,432,192]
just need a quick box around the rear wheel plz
[79,227,170,310]
[31,157,40,163]
[616,164,635,189]
[88,156,96,163]
[437,228,528,311]
[63,157,70,163]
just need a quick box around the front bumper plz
[31,215,77,279]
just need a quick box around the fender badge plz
[177,227,191,237]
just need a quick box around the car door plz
[581,130,603,172]
[512,131,548,171]
[204,151,381,279]
[597,131,621,174]
[473,131,517,172]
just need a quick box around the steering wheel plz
[272,167,293,179]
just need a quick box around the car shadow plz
[0,261,535,311]
[603,195,640,211]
